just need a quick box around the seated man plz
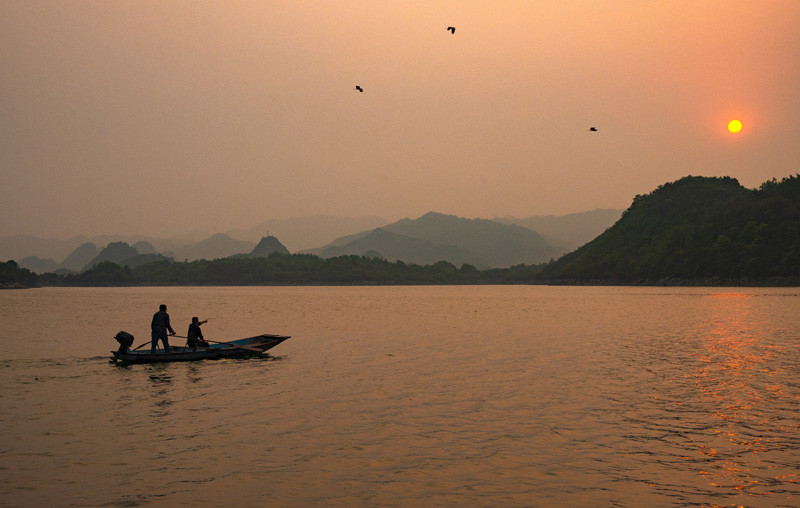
[187,317,210,348]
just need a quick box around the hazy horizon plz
[3,1,799,239]
[0,207,624,242]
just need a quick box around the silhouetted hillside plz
[18,256,59,274]
[0,235,90,263]
[539,175,800,282]
[121,253,173,268]
[132,241,157,254]
[227,215,389,251]
[0,232,231,265]
[85,242,140,269]
[172,234,255,261]
[310,212,562,268]
[0,260,38,288]
[385,212,561,266]
[320,228,480,266]
[60,242,99,271]
[251,236,290,256]
[231,236,291,258]
[1,212,608,266]
[495,209,623,251]
[83,242,171,271]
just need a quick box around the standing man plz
[151,304,176,353]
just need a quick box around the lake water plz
[1,286,799,507]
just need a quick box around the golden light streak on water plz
[690,292,800,502]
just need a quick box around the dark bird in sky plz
[447,26,455,33]
[589,127,597,131]
[354,86,363,92]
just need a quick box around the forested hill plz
[0,260,38,288]
[538,175,800,283]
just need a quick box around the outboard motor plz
[115,331,134,354]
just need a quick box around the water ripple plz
[1,286,799,507]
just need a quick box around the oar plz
[173,335,263,353]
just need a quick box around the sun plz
[728,119,743,133]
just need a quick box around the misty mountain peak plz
[251,236,290,256]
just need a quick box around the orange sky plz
[2,1,799,238]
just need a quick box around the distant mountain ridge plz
[319,227,479,266]
[17,242,100,274]
[83,241,172,271]
[231,236,290,259]
[251,236,290,257]
[0,235,91,264]
[88,241,138,266]
[79,236,289,271]
[61,243,99,271]
[4,210,623,272]
[307,212,564,268]
[0,215,389,264]
[171,234,256,262]
[226,215,389,252]
[9,177,800,284]
[17,256,60,274]
[495,209,623,251]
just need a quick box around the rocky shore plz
[0,282,33,289]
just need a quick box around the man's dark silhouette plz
[151,304,176,353]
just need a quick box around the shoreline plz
[0,282,32,290]
[29,278,800,288]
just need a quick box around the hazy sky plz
[2,1,799,239]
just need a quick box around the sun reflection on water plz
[689,292,799,502]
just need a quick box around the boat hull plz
[110,334,289,364]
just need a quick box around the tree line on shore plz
[24,253,544,286]
[0,260,38,288]
[4,174,800,288]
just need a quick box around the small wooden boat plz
[110,333,289,364]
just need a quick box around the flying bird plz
[354,86,363,92]
[447,26,455,34]
[589,127,597,131]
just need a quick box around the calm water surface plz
[1,286,798,507]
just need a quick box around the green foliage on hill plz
[538,175,800,282]
[40,252,546,286]
[0,260,39,287]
